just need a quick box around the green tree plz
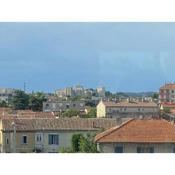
[79,133,98,153]
[62,133,98,153]
[29,92,46,111]
[62,109,80,117]
[11,90,29,110]
[85,107,97,118]
[85,100,96,107]
[163,107,171,113]
[0,100,8,107]
[71,134,83,152]
[152,93,159,99]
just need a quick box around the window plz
[45,103,49,108]
[21,135,28,144]
[48,134,59,145]
[172,90,174,93]
[173,148,175,153]
[73,103,76,107]
[138,108,141,112]
[6,137,9,144]
[115,146,123,153]
[36,134,42,142]
[66,105,69,109]
[137,146,154,153]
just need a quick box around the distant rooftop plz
[160,83,175,90]
[101,101,157,107]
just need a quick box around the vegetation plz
[84,107,96,118]
[11,90,29,110]
[71,134,83,152]
[29,92,47,111]
[60,133,99,153]
[163,107,171,113]
[11,90,46,111]
[62,109,80,117]
[151,93,159,99]
[0,100,8,107]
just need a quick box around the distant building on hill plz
[55,87,74,98]
[0,88,16,103]
[96,87,105,97]
[43,101,85,113]
[159,83,175,103]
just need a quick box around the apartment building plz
[97,100,158,118]
[96,87,106,97]
[0,88,16,103]
[0,118,118,153]
[73,85,84,96]
[159,83,175,103]
[95,118,175,153]
[55,87,74,98]
[43,101,85,113]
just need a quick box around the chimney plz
[139,115,144,119]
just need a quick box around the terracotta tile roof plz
[102,101,157,108]
[95,118,175,143]
[171,109,175,115]
[1,118,119,132]
[160,83,175,90]
[161,103,175,109]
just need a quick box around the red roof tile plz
[160,83,175,90]
[95,118,175,143]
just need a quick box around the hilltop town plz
[0,83,175,153]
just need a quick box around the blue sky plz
[0,22,175,93]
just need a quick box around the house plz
[95,118,175,153]
[159,83,175,103]
[0,88,16,104]
[43,101,85,113]
[97,100,158,118]
[0,118,119,153]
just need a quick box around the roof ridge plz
[94,118,135,142]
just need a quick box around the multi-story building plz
[0,118,118,153]
[96,87,105,97]
[55,87,74,98]
[43,101,86,113]
[97,100,158,118]
[159,83,175,103]
[74,85,84,96]
[95,118,175,153]
[0,88,16,103]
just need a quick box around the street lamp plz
[11,121,26,153]
[11,121,16,153]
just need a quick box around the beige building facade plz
[0,118,118,153]
[97,100,158,118]
[99,142,175,153]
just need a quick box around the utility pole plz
[11,121,16,153]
